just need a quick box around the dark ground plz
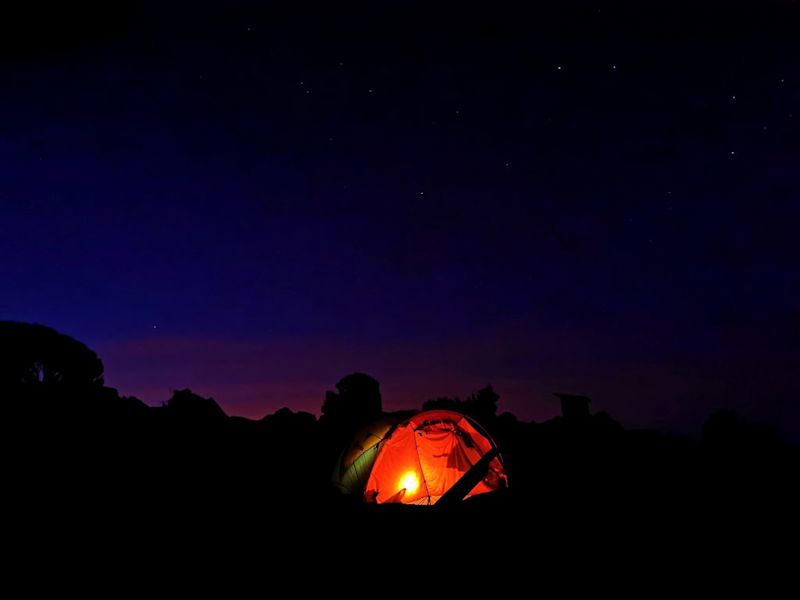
[3,321,797,585]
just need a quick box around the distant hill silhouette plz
[163,388,228,421]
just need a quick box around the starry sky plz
[1,1,798,436]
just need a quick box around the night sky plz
[2,2,798,436]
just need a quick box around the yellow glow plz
[398,470,420,494]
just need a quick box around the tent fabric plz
[333,416,397,495]
[334,410,507,505]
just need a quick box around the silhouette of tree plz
[465,384,499,425]
[422,396,461,412]
[0,321,103,389]
[422,385,499,426]
[320,373,382,429]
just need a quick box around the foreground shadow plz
[2,320,797,573]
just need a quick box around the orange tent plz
[334,410,507,505]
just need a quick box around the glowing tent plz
[333,410,507,505]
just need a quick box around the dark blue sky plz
[1,2,798,435]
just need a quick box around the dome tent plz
[334,410,507,505]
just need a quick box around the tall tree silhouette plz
[0,321,103,389]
